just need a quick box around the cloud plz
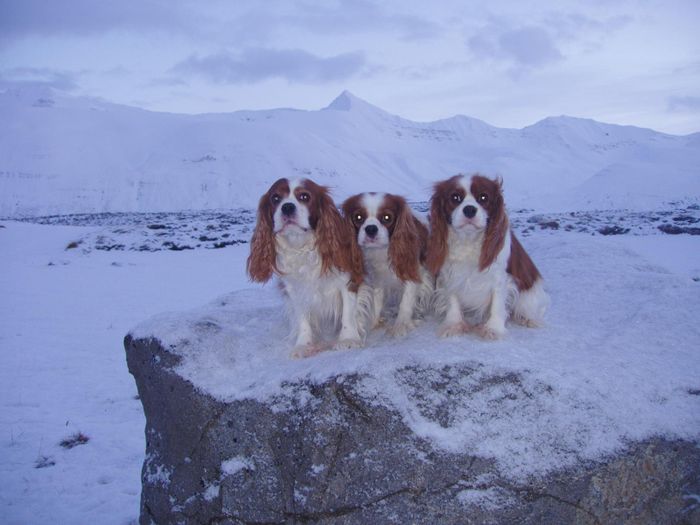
[0,0,201,44]
[667,95,700,112]
[284,0,440,41]
[0,0,440,48]
[0,67,79,91]
[171,48,367,84]
[498,26,562,67]
[468,24,563,70]
[466,10,632,73]
[544,12,632,42]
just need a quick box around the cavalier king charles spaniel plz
[426,174,549,339]
[342,192,433,337]
[247,178,365,357]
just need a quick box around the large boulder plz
[125,288,700,524]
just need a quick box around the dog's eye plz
[271,194,281,204]
[298,192,310,202]
[451,192,463,203]
[354,213,364,224]
[478,193,489,203]
[381,213,393,224]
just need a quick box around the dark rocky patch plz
[59,432,90,449]
[9,203,700,250]
[35,455,56,469]
[658,224,700,235]
[598,225,630,235]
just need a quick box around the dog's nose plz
[364,224,379,238]
[281,202,296,217]
[463,205,477,218]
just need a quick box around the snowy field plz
[1,208,700,524]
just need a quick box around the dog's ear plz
[479,177,508,270]
[425,180,452,276]
[307,182,363,287]
[246,190,278,282]
[388,197,421,282]
[340,195,365,290]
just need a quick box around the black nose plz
[463,205,477,218]
[364,225,379,238]
[281,202,296,217]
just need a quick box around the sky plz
[0,0,699,135]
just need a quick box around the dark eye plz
[381,213,393,224]
[478,193,489,203]
[451,192,463,203]
[271,194,281,204]
[298,192,310,202]
[354,213,364,224]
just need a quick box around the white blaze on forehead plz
[457,175,472,198]
[288,178,304,194]
[361,192,387,218]
[274,177,312,233]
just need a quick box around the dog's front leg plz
[479,286,507,340]
[437,294,471,338]
[387,281,419,337]
[336,287,363,349]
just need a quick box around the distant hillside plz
[1,87,698,216]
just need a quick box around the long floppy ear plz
[339,195,365,290]
[344,218,365,291]
[313,184,364,285]
[425,182,451,276]
[246,192,277,282]
[479,177,509,271]
[389,198,421,282]
[415,217,429,264]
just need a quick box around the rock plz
[125,289,700,524]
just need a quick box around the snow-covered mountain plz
[1,86,698,216]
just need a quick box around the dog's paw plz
[335,338,363,351]
[290,342,325,359]
[476,323,506,340]
[437,321,471,338]
[512,315,542,328]
[386,319,417,338]
[372,317,387,329]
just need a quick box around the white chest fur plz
[438,229,512,315]
[275,233,347,328]
[362,247,402,292]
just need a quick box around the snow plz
[0,220,249,525]
[221,456,254,476]
[457,487,514,510]
[1,203,699,524]
[1,87,699,217]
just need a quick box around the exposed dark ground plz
[7,203,699,252]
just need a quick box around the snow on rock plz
[125,233,700,523]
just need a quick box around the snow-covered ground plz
[1,210,699,524]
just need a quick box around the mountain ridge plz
[1,87,698,216]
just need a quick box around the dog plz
[342,192,433,337]
[247,178,365,357]
[426,174,549,339]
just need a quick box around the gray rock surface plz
[126,333,700,525]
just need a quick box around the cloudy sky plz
[1,0,699,134]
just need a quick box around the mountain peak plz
[324,90,384,113]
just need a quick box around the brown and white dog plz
[342,192,433,337]
[247,178,365,357]
[426,174,549,339]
